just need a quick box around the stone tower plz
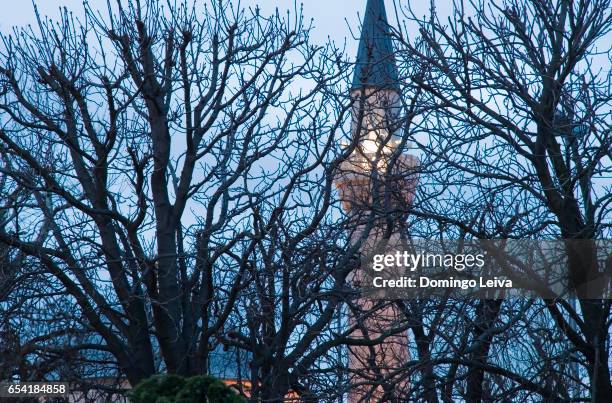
[335,0,418,400]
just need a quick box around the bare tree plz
[0,1,420,399]
[0,0,347,388]
[391,0,612,400]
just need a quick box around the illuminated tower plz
[335,0,418,400]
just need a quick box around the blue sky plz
[0,1,439,59]
[0,1,372,47]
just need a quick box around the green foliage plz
[129,374,245,403]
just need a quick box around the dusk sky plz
[0,1,442,58]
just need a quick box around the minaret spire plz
[352,0,399,91]
[337,3,416,402]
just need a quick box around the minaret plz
[335,0,418,401]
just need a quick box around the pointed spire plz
[352,0,400,91]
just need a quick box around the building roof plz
[351,0,400,91]
[208,344,250,381]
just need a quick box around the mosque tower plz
[335,0,418,400]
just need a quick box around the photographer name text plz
[370,251,512,290]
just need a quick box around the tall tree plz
[0,0,344,386]
[396,0,611,400]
